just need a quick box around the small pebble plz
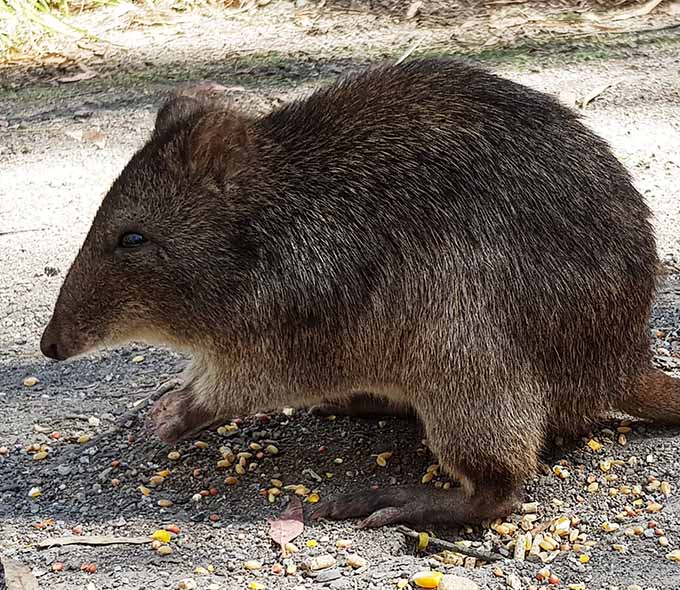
[315,568,342,583]
[131,355,145,363]
[157,545,173,556]
[244,560,262,571]
[346,554,367,569]
[178,580,197,590]
[158,499,173,507]
[335,539,353,549]
[23,376,39,387]
[439,576,479,590]
[167,451,181,461]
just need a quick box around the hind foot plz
[311,485,515,528]
[150,387,222,445]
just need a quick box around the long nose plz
[40,320,66,360]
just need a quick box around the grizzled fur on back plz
[42,59,661,515]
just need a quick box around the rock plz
[346,554,367,569]
[315,568,342,583]
[439,576,479,590]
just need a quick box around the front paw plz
[149,388,217,444]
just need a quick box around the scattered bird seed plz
[303,554,336,571]
[152,530,171,543]
[411,571,444,589]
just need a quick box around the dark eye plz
[118,232,146,248]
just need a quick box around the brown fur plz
[41,59,680,526]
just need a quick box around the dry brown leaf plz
[268,497,304,557]
[64,129,106,149]
[580,79,624,109]
[57,69,98,83]
[37,535,150,549]
[612,0,665,21]
[82,129,106,149]
[0,556,40,590]
[405,0,423,19]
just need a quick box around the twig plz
[397,525,505,562]
[612,0,665,21]
[0,228,49,236]
[37,535,151,549]
[395,39,422,66]
[56,379,181,465]
[566,22,680,39]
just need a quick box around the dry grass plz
[0,0,95,59]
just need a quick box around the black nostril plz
[40,332,63,361]
[44,342,60,360]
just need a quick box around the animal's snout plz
[40,320,67,360]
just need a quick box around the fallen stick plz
[37,535,151,549]
[397,525,505,562]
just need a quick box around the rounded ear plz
[154,81,229,138]
[187,110,253,179]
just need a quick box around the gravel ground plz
[2,4,680,590]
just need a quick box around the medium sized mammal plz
[41,59,680,528]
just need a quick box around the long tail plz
[619,368,680,425]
